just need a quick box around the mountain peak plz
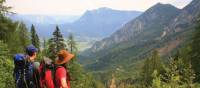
[142,2,180,17]
[154,2,163,6]
[151,2,178,11]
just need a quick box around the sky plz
[5,0,192,15]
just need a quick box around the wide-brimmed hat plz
[55,50,74,65]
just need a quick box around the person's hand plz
[61,78,68,88]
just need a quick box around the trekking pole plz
[34,72,39,88]
[23,59,29,88]
[24,68,29,88]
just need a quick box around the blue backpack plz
[13,54,34,88]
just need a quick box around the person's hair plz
[26,51,35,56]
[58,54,64,61]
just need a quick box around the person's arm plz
[61,78,68,88]
[59,67,68,88]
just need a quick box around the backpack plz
[39,58,56,88]
[13,54,34,88]
[39,58,71,88]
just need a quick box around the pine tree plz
[0,18,30,54]
[53,25,66,51]
[141,57,152,85]
[190,18,200,82]
[152,70,161,88]
[67,33,78,54]
[183,62,195,88]
[18,22,30,49]
[163,58,181,88]
[42,38,48,56]
[47,25,66,59]
[141,50,164,86]
[152,51,164,72]
[31,24,40,50]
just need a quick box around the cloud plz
[5,0,192,15]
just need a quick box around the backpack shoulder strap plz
[53,65,63,88]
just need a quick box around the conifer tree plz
[190,18,200,82]
[67,33,78,54]
[31,24,40,50]
[18,22,30,49]
[163,58,181,87]
[141,50,164,86]
[183,63,195,88]
[47,25,66,59]
[152,70,161,88]
[42,38,48,56]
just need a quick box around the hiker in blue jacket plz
[14,45,39,88]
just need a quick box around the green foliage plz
[0,15,31,54]
[0,41,15,88]
[47,25,66,59]
[190,18,200,82]
[41,38,48,57]
[68,61,101,88]
[66,35,104,88]
[162,58,182,88]
[18,22,31,49]
[141,50,164,86]
[136,49,196,88]
[152,70,161,88]
[31,24,40,50]
[67,33,78,54]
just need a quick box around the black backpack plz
[13,54,34,88]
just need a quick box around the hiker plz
[55,50,74,88]
[13,45,38,88]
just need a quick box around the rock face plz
[81,0,200,71]
[90,3,181,53]
[168,0,200,33]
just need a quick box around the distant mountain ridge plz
[6,14,80,38]
[7,7,142,38]
[61,7,142,37]
[7,14,80,25]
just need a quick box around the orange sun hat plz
[55,50,74,65]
